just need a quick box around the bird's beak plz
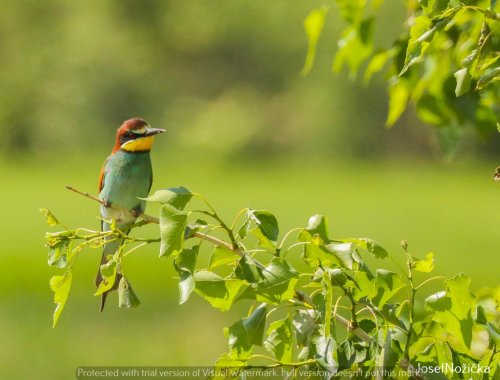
[144,127,166,137]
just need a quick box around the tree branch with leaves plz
[42,186,499,379]
[302,0,499,156]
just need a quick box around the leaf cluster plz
[303,0,499,155]
[42,188,499,379]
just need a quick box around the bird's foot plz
[132,206,142,218]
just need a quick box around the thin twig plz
[66,185,107,206]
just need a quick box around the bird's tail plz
[95,222,124,312]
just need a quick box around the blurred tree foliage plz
[304,0,499,156]
[0,0,498,158]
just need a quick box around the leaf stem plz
[281,241,311,257]
[403,252,416,360]
[414,276,446,291]
[323,271,333,337]
[193,210,239,250]
[230,208,249,230]
[278,227,304,250]
[122,242,149,258]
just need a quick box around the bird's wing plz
[98,156,110,193]
[148,166,153,194]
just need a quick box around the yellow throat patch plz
[121,136,154,152]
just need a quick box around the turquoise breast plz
[99,150,152,212]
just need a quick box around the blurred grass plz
[1,154,500,378]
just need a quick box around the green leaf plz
[184,219,208,238]
[299,229,353,268]
[477,67,500,90]
[118,276,140,308]
[344,238,388,259]
[159,204,188,258]
[94,259,118,296]
[418,0,441,14]
[476,305,487,325]
[353,268,376,302]
[174,245,199,304]
[365,238,389,259]
[378,329,401,373]
[224,322,252,360]
[264,315,294,362]
[381,304,408,332]
[243,303,268,346]
[454,68,471,97]
[143,186,193,210]
[325,242,355,269]
[248,210,279,244]
[50,271,72,328]
[446,273,475,320]
[427,274,476,352]
[292,310,318,346]
[194,271,247,311]
[364,49,391,83]
[40,208,59,226]
[335,0,364,23]
[243,258,299,304]
[336,340,356,369]
[371,269,405,308]
[47,239,69,268]
[400,15,432,75]
[298,230,322,266]
[299,230,352,268]
[237,218,249,239]
[223,304,268,360]
[327,268,349,287]
[214,352,247,368]
[312,334,337,373]
[386,79,409,126]
[333,19,375,77]
[249,227,276,249]
[413,252,434,273]
[209,246,239,270]
[425,291,452,311]
[300,237,343,268]
[301,6,328,76]
[434,342,453,376]
[305,214,330,242]
[416,93,449,125]
[235,253,263,283]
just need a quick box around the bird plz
[96,118,165,311]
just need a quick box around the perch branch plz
[66,185,106,206]
[65,185,251,261]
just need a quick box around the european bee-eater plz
[96,118,165,311]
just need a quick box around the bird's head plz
[113,118,165,153]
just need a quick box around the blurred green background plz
[1,1,499,378]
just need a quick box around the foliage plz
[303,0,500,155]
[42,188,499,379]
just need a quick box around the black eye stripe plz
[120,131,136,144]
